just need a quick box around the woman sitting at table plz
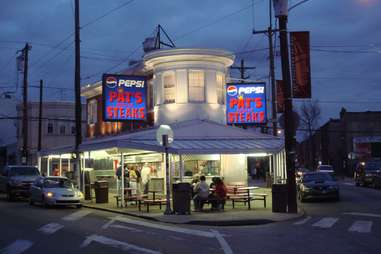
[210,178,227,211]
[193,175,209,211]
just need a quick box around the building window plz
[47,122,54,134]
[163,72,175,104]
[216,72,225,104]
[188,70,205,102]
[59,125,66,135]
[87,99,97,124]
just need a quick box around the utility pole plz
[231,59,256,82]
[21,43,31,165]
[74,0,82,188]
[253,0,278,136]
[38,79,43,152]
[273,0,297,213]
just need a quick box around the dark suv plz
[0,165,40,201]
[355,160,381,187]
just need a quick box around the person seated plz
[210,178,227,211]
[193,175,209,211]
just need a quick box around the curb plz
[83,204,306,227]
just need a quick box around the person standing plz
[141,163,151,194]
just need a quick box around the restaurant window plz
[47,122,54,134]
[188,70,205,102]
[163,72,175,104]
[216,72,225,104]
[59,125,66,135]
[183,155,221,177]
[87,99,97,124]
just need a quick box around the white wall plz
[220,154,248,186]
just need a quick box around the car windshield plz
[365,161,381,171]
[43,178,73,188]
[303,173,333,182]
[9,167,39,176]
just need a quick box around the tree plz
[299,100,321,169]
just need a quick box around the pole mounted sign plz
[102,74,147,122]
[226,82,267,125]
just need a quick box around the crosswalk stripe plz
[293,216,312,225]
[348,220,372,233]
[0,240,33,254]
[312,217,338,228]
[38,223,64,234]
[62,210,92,221]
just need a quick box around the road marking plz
[38,223,64,234]
[293,216,312,225]
[80,234,161,254]
[348,220,372,233]
[211,230,234,254]
[101,219,115,230]
[0,240,33,254]
[343,212,381,218]
[112,216,215,238]
[109,224,143,232]
[168,236,185,241]
[62,210,92,221]
[343,182,355,186]
[312,217,338,228]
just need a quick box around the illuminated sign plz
[226,82,267,124]
[102,74,147,121]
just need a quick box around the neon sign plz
[226,82,267,124]
[102,74,147,121]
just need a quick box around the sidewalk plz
[83,187,304,226]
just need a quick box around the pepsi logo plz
[227,86,238,96]
[105,76,117,88]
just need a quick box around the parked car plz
[29,176,83,208]
[0,165,40,201]
[354,160,381,187]
[317,164,336,179]
[298,172,340,202]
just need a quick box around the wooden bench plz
[114,194,148,207]
[138,199,167,213]
[227,185,267,209]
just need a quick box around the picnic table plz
[228,186,267,209]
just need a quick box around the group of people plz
[116,163,157,196]
[192,176,227,212]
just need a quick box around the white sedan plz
[29,176,83,208]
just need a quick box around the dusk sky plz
[0,0,380,132]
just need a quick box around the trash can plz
[94,180,108,203]
[272,184,288,213]
[172,183,192,215]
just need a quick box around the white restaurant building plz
[39,48,286,196]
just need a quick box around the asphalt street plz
[0,181,380,254]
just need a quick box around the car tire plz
[42,197,49,208]
[29,198,34,206]
[76,204,82,209]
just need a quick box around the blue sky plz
[0,0,380,131]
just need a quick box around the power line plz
[81,0,136,29]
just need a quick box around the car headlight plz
[365,173,374,177]
[46,192,54,198]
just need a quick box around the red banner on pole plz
[290,31,311,98]
[276,80,285,113]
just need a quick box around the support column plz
[47,157,50,177]
[179,154,184,182]
[121,153,125,208]
[38,156,42,173]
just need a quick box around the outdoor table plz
[236,186,259,209]
[148,190,161,200]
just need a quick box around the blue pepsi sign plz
[102,74,147,121]
[226,82,267,124]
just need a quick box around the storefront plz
[39,48,286,204]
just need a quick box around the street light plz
[156,125,174,215]
[273,0,298,213]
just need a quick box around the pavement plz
[83,183,304,226]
